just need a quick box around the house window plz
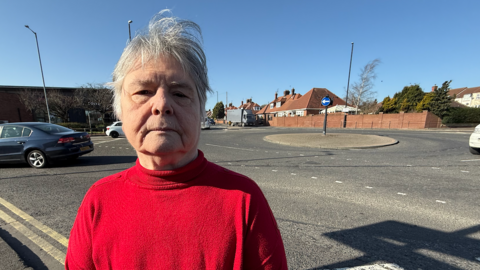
[296,111,304,116]
[276,102,281,107]
[270,103,274,109]
[476,94,480,99]
[278,112,283,117]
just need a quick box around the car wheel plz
[470,147,480,155]
[27,150,48,168]
[111,131,119,138]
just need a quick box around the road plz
[0,126,479,269]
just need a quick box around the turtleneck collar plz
[127,150,208,189]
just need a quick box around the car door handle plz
[16,141,26,144]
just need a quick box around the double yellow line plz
[0,196,68,265]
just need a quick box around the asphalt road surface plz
[0,126,479,270]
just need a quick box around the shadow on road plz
[0,226,47,270]
[308,221,480,270]
[0,155,137,169]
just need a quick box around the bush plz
[56,122,89,129]
[442,108,480,124]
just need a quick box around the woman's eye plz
[137,90,151,95]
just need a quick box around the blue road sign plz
[321,96,331,107]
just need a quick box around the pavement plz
[263,133,399,149]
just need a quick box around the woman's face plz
[120,57,201,164]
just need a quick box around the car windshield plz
[34,124,73,134]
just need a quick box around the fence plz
[265,111,442,129]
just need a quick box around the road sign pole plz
[323,105,328,135]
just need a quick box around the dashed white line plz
[366,186,373,189]
[436,200,446,204]
[111,147,115,148]
[346,159,352,161]
[291,173,296,175]
[311,177,317,179]
[461,159,480,162]
[397,193,407,196]
[335,181,342,184]
[228,162,232,165]
[461,170,469,173]
[205,143,255,151]
[299,154,304,156]
[431,167,440,169]
[255,167,259,169]
[407,165,412,167]
[272,170,278,172]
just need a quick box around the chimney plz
[291,88,295,95]
[275,93,278,100]
[432,85,438,92]
[241,101,243,105]
[229,103,232,107]
[283,90,290,96]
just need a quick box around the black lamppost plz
[25,25,51,123]
[343,42,354,128]
[128,20,133,41]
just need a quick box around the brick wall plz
[0,92,34,122]
[266,111,441,129]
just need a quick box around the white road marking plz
[461,159,480,162]
[255,167,259,169]
[299,154,304,156]
[335,181,342,183]
[291,173,296,175]
[119,147,122,149]
[346,159,352,160]
[272,170,278,172]
[205,143,255,151]
[436,200,446,204]
[431,167,440,169]
[461,170,469,173]
[93,138,124,145]
[311,177,317,179]
[315,156,318,157]
[228,162,232,165]
[111,147,115,148]
[366,186,373,189]
[397,193,406,196]
[407,165,412,167]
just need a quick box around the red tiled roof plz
[257,88,347,114]
[448,86,480,98]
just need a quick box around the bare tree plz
[76,83,113,124]
[18,88,48,121]
[48,89,80,122]
[348,59,381,114]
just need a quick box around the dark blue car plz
[0,122,94,168]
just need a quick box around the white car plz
[106,121,125,138]
[201,118,210,130]
[469,124,480,155]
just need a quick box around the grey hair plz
[109,10,211,119]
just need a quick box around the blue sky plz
[1,0,479,111]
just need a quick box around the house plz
[447,86,480,108]
[237,99,262,114]
[257,88,348,121]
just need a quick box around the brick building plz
[0,85,84,123]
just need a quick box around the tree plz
[76,83,114,124]
[348,58,381,114]
[430,80,452,119]
[18,88,48,121]
[416,92,434,112]
[212,101,225,119]
[48,89,80,122]
[397,84,424,112]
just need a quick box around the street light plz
[25,25,51,123]
[343,42,354,128]
[128,20,133,41]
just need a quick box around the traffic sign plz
[321,96,331,107]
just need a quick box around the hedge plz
[442,108,480,124]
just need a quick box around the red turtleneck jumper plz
[65,150,287,269]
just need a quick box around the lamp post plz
[128,20,133,41]
[25,25,51,123]
[343,42,354,128]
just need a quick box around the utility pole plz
[344,42,354,128]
